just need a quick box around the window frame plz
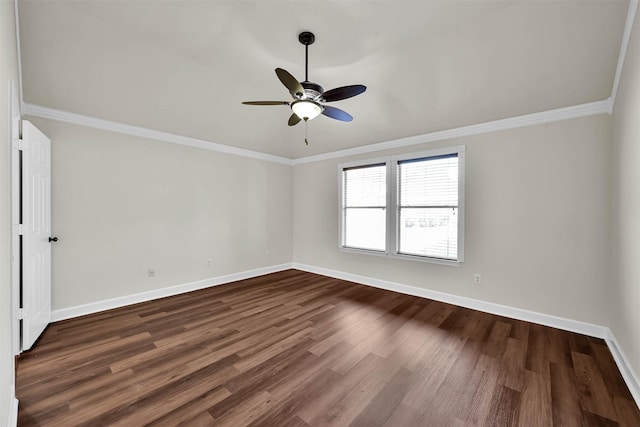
[338,145,465,266]
[339,155,390,256]
[340,162,388,252]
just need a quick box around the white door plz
[21,121,53,351]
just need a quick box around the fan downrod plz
[298,31,315,46]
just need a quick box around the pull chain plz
[304,118,309,145]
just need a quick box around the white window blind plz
[342,164,386,251]
[398,154,459,260]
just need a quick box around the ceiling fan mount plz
[242,31,366,132]
[298,31,315,46]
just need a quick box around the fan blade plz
[242,101,289,105]
[288,113,302,126]
[276,68,304,99]
[322,105,353,122]
[322,85,366,102]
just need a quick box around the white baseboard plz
[292,263,608,338]
[7,386,18,427]
[51,263,293,322]
[292,263,640,408]
[605,330,640,406]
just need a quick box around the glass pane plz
[344,164,386,207]
[399,207,458,259]
[399,156,458,207]
[344,208,386,251]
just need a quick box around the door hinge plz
[17,308,27,320]
[13,139,25,151]
[16,224,24,235]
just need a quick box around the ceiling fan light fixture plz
[242,31,366,134]
[291,100,322,121]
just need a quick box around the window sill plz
[340,246,461,266]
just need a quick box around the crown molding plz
[292,99,611,165]
[24,98,610,168]
[25,98,611,167]
[22,103,293,166]
[610,0,638,113]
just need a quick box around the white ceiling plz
[18,0,629,159]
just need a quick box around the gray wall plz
[612,4,640,382]
[28,117,293,311]
[293,115,613,326]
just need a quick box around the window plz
[398,154,459,259]
[339,146,465,265]
[342,164,387,251]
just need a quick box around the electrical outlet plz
[206,258,213,268]
[148,268,156,278]
[265,251,271,260]
[473,273,482,285]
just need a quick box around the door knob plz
[49,237,58,242]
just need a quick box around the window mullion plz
[388,161,397,255]
[457,150,466,262]
[338,168,345,248]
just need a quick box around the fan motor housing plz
[301,81,324,101]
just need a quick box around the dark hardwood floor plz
[16,270,640,426]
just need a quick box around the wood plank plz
[350,368,414,427]
[306,354,388,426]
[517,369,552,426]
[146,387,231,426]
[484,385,522,426]
[550,360,584,426]
[465,354,500,425]
[572,351,618,420]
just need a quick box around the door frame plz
[10,77,21,355]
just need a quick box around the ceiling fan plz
[242,31,366,132]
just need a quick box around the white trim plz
[292,99,611,165]
[338,158,388,252]
[605,330,640,406]
[51,263,293,322]
[22,103,293,166]
[23,99,610,168]
[386,159,394,258]
[9,79,21,357]
[457,149,466,262]
[610,0,638,112]
[6,386,18,427]
[292,263,608,338]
